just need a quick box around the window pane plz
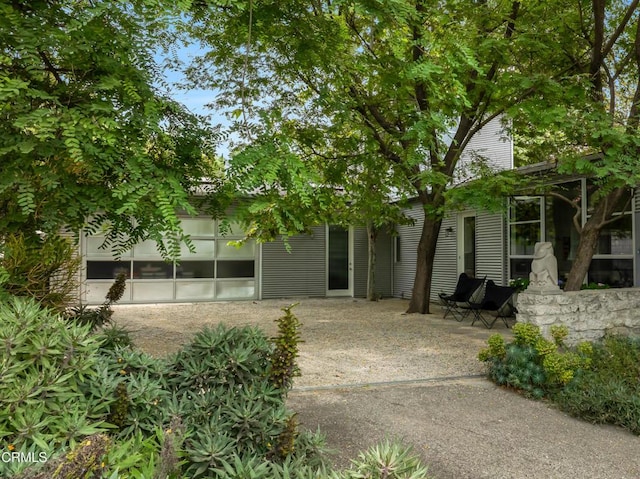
[176,282,215,300]
[510,197,541,222]
[85,236,131,258]
[176,261,214,278]
[132,281,174,301]
[133,240,164,257]
[510,223,540,255]
[216,280,255,299]
[133,261,173,279]
[217,260,255,278]
[588,259,633,288]
[217,240,255,259]
[596,215,633,255]
[587,182,632,215]
[181,218,215,236]
[180,240,215,257]
[510,258,532,280]
[87,261,131,279]
[85,281,130,303]
[544,187,581,280]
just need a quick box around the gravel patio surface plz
[111,297,513,388]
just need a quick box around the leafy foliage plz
[0,0,219,257]
[3,295,436,477]
[554,335,640,434]
[479,324,592,398]
[334,440,432,479]
[270,303,303,391]
[0,232,80,310]
[0,297,111,458]
[180,0,588,313]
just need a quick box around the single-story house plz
[80,118,639,304]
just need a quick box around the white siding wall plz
[454,116,513,184]
[393,203,423,299]
[431,214,459,301]
[476,211,508,285]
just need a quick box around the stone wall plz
[516,288,640,344]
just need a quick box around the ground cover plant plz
[1,297,433,478]
[479,323,640,435]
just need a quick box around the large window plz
[509,180,634,288]
[586,182,633,287]
[84,218,256,303]
[509,196,542,279]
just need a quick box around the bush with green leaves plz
[4,297,431,478]
[0,297,113,477]
[479,323,592,398]
[65,272,128,331]
[270,303,303,391]
[333,440,432,479]
[554,335,640,434]
[0,232,80,311]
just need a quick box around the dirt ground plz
[111,297,513,389]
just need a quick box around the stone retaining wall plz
[516,288,640,344]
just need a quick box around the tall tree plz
[509,0,640,290]
[183,0,576,312]
[0,0,218,255]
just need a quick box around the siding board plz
[431,214,458,301]
[374,230,393,297]
[261,226,326,298]
[476,211,507,285]
[354,227,368,298]
[393,203,423,299]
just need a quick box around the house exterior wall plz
[260,226,326,299]
[353,227,394,298]
[393,203,424,299]
[431,214,458,301]
[353,227,368,298]
[476,210,507,285]
[454,116,513,183]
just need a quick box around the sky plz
[155,44,232,157]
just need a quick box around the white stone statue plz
[527,242,562,294]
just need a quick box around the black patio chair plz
[467,280,516,329]
[439,273,485,322]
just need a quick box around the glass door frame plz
[457,212,477,277]
[325,225,354,297]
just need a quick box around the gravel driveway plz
[111,297,513,388]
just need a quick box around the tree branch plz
[38,50,64,85]
[548,191,583,233]
[601,0,640,59]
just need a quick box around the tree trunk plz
[564,187,628,291]
[563,223,600,291]
[366,222,378,301]
[407,213,443,314]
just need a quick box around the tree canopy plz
[181,0,587,311]
[0,0,218,256]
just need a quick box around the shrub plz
[554,335,640,434]
[65,272,127,330]
[0,297,113,477]
[479,324,592,397]
[270,303,303,391]
[0,232,80,310]
[334,440,432,479]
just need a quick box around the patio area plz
[111,297,514,389]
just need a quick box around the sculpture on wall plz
[527,242,562,294]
